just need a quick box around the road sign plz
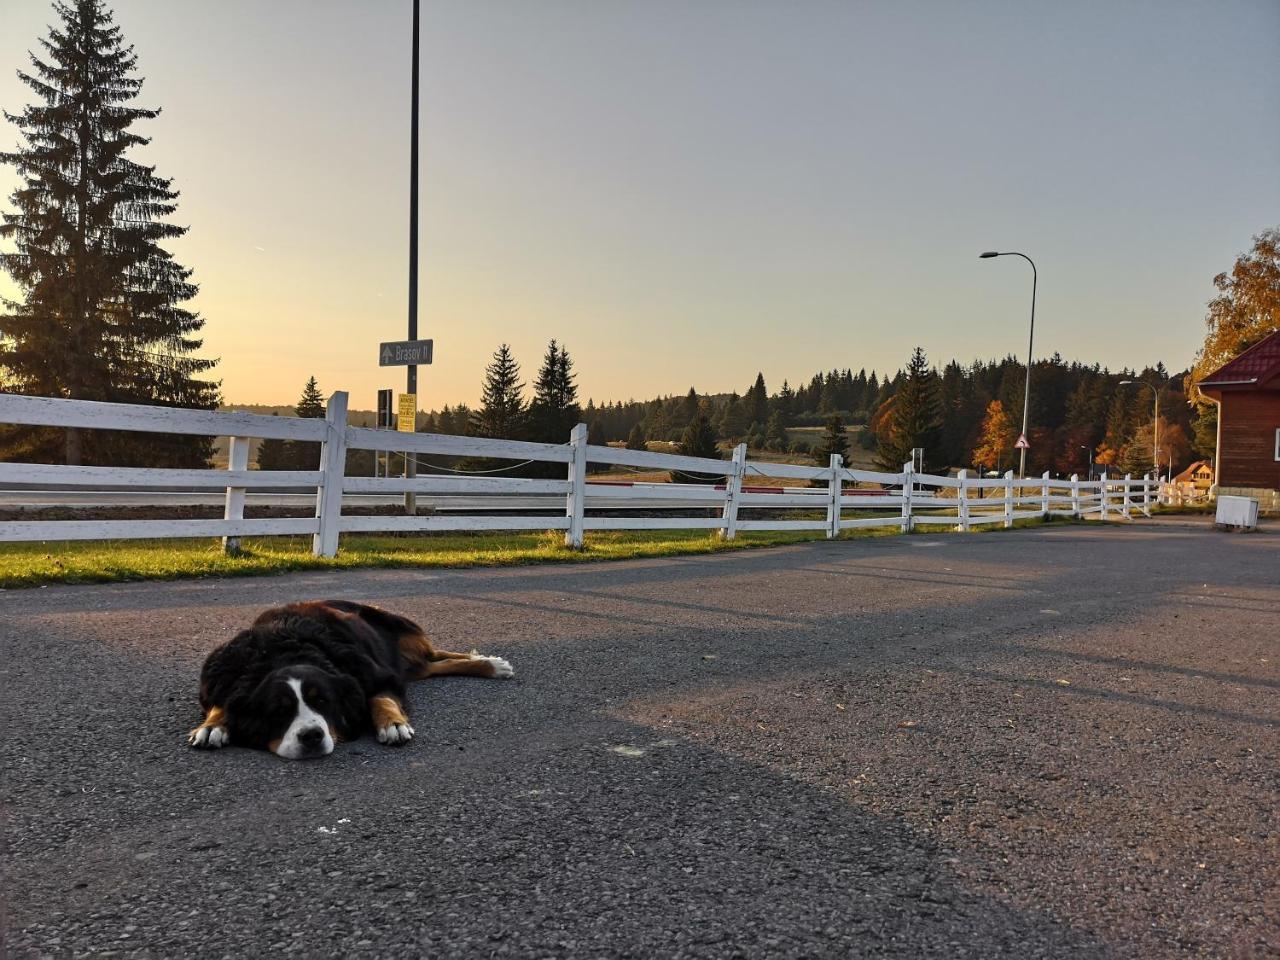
[380,339,433,366]
[398,393,417,432]
[1015,433,1029,449]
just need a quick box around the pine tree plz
[470,343,525,439]
[255,413,290,471]
[0,0,218,466]
[876,347,942,471]
[673,410,722,484]
[718,393,749,440]
[813,414,851,465]
[287,376,326,469]
[747,372,768,426]
[764,411,788,451]
[526,339,581,444]
[625,422,647,451]
[295,376,325,418]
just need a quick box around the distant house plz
[1199,329,1280,512]
[1166,459,1213,504]
[1172,459,1214,490]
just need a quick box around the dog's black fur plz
[200,601,410,738]
[190,600,510,759]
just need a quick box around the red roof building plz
[1199,329,1280,494]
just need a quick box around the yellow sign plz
[397,393,417,432]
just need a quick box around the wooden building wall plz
[1219,390,1280,489]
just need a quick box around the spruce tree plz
[255,413,290,471]
[295,376,325,419]
[527,339,581,444]
[625,422,647,451]
[813,414,851,465]
[0,0,218,466]
[765,411,788,451]
[673,410,722,485]
[470,343,525,439]
[286,376,326,469]
[876,347,942,471]
[747,372,768,426]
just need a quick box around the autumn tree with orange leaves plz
[971,400,1016,474]
[1186,228,1280,404]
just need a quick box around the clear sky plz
[2,0,1278,409]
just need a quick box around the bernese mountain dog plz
[187,600,513,760]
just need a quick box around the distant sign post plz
[1015,434,1030,450]
[398,393,417,433]
[380,339,433,367]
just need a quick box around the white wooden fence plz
[0,391,1159,557]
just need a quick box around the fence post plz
[222,436,250,555]
[721,442,747,540]
[1003,470,1014,528]
[826,453,844,539]
[312,391,349,558]
[1099,472,1109,521]
[957,469,970,531]
[1070,473,1080,518]
[1143,473,1153,518]
[564,422,588,549]
[1123,473,1132,519]
[1041,470,1051,519]
[901,460,914,532]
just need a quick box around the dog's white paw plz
[477,655,514,679]
[377,722,415,745]
[189,725,229,749]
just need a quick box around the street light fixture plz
[979,251,1037,478]
[1119,379,1160,479]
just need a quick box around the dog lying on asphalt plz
[188,600,513,760]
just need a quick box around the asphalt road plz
[2,524,1276,958]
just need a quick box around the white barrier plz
[0,391,1159,556]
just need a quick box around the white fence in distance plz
[0,391,1159,557]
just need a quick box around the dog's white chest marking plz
[276,677,335,760]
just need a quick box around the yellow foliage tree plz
[971,400,1015,472]
[1186,228,1280,404]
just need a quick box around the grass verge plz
[0,528,878,589]
[0,513,1085,590]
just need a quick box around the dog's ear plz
[199,630,263,708]
[328,673,369,739]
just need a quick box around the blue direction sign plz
[379,339,433,366]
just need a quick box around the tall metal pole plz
[979,251,1037,478]
[1119,379,1159,480]
[404,0,420,514]
[1019,260,1036,479]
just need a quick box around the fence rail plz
[0,391,1160,556]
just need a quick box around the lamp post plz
[1079,444,1092,480]
[979,251,1037,477]
[1119,379,1159,479]
[404,0,421,515]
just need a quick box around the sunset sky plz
[2,0,1278,410]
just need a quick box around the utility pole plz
[404,0,420,515]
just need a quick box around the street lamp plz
[1079,444,1093,480]
[1119,379,1159,479]
[979,250,1037,477]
